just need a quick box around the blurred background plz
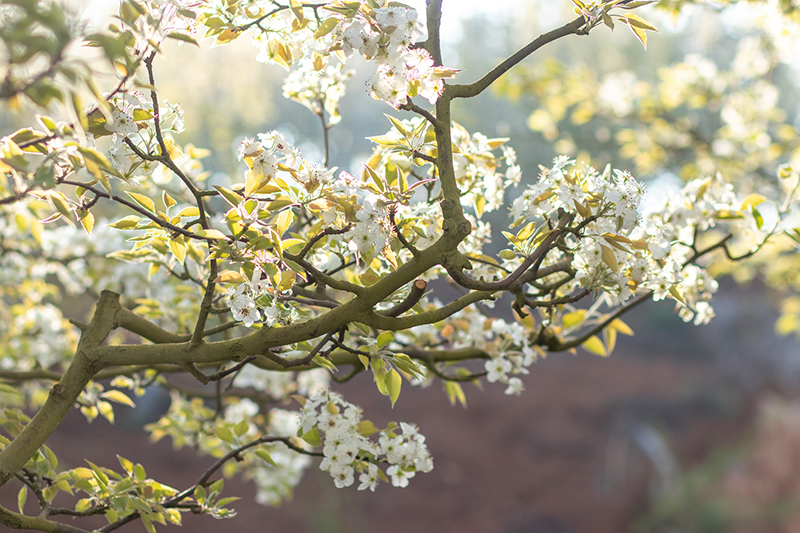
[6,1,800,531]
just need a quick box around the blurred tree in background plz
[2,1,800,532]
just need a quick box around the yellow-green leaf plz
[169,236,187,264]
[516,221,537,241]
[604,326,618,355]
[314,17,339,39]
[196,228,228,240]
[386,368,402,408]
[214,271,245,283]
[377,331,394,349]
[97,401,114,424]
[108,215,141,230]
[162,191,177,209]
[621,13,659,31]
[275,209,293,237]
[278,270,296,291]
[101,390,135,408]
[600,244,618,272]
[212,185,243,207]
[177,206,200,218]
[740,193,766,210]
[126,192,155,214]
[289,0,304,21]
[79,210,94,236]
[621,14,652,49]
[582,335,607,356]
[17,486,27,513]
[443,381,467,407]
[562,310,586,329]
[610,318,634,336]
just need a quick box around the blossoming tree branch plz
[1,0,798,531]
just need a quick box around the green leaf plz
[215,496,240,507]
[498,249,517,260]
[165,508,182,525]
[43,445,58,470]
[373,365,388,396]
[194,485,206,505]
[17,486,27,513]
[215,427,234,443]
[167,31,199,46]
[117,455,134,475]
[209,479,224,497]
[602,10,615,30]
[618,0,657,7]
[362,163,386,192]
[0,383,22,397]
[256,449,277,466]
[357,420,379,437]
[213,185,244,207]
[392,354,424,378]
[385,114,409,137]
[86,461,109,487]
[234,420,249,437]
[312,354,337,372]
[75,498,93,513]
[376,331,394,349]
[301,427,321,447]
[275,209,293,237]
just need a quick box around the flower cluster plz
[101,92,184,179]
[223,270,291,328]
[513,158,773,327]
[397,303,543,397]
[331,4,454,107]
[345,194,392,259]
[299,390,433,490]
[282,61,353,124]
[244,2,456,108]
